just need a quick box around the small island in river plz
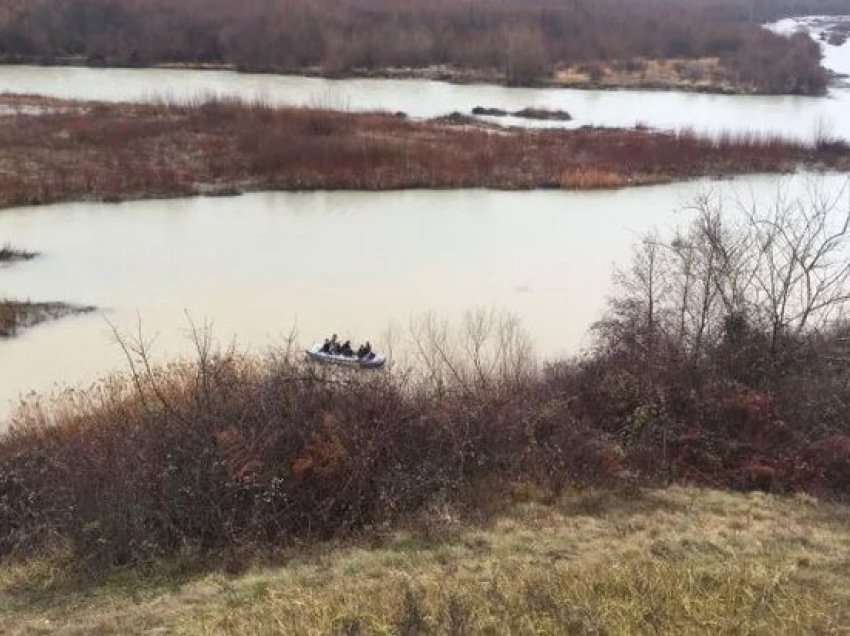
[1,94,848,210]
[0,246,94,338]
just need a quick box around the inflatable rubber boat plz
[305,344,386,369]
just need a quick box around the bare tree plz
[602,231,670,357]
[409,309,535,396]
[602,179,850,363]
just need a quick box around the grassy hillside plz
[3,486,849,635]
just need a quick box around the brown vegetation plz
[3,186,850,572]
[557,57,737,93]
[1,95,849,209]
[0,0,842,93]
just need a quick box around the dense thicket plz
[0,0,843,92]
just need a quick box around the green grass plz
[2,486,850,635]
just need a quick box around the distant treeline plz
[0,0,847,92]
[5,185,850,567]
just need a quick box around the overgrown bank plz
[1,95,849,210]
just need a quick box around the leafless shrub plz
[408,309,536,397]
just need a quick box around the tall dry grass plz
[3,485,850,634]
[559,167,629,189]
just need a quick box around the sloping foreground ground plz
[2,486,849,635]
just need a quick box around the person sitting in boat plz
[357,341,373,359]
[328,334,340,354]
[340,340,354,357]
[320,338,332,353]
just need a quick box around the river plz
[0,17,848,141]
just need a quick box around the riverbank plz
[1,94,848,210]
[2,486,848,635]
[0,56,763,96]
[297,57,767,95]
